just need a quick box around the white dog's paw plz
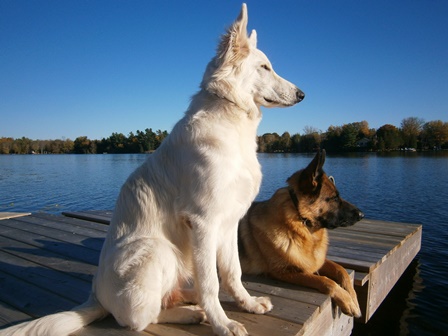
[156,305,207,324]
[214,320,248,336]
[240,296,273,314]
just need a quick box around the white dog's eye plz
[261,64,271,71]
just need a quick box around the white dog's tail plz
[0,295,108,336]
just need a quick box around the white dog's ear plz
[216,3,250,66]
[249,29,257,48]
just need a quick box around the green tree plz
[136,130,150,152]
[279,132,292,152]
[322,125,342,152]
[376,124,402,150]
[109,133,127,153]
[300,126,321,152]
[340,123,359,150]
[290,133,301,152]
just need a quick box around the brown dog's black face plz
[287,150,364,231]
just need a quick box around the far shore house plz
[356,137,370,148]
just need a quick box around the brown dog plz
[238,150,363,317]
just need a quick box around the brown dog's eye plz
[326,193,340,203]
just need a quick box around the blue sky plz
[1,0,447,140]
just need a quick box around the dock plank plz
[0,235,96,282]
[0,212,30,221]
[0,250,90,302]
[0,301,32,330]
[62,210,113,225]
[0,222,101,266]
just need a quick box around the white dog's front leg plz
[218,226,273,314]
[192,224,248,336]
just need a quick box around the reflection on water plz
[1,152,447,334]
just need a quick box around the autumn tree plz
[257,133,280,152]
[154,129,168,150]
[421,120,448,149]
[401,117,425,149]
[74,136,96,154]
[355,120,371,139]
[0,137,13,154]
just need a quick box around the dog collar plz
[288,187,312,227]
[288,187,299,211]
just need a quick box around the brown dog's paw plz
[343,297,362,318]
[333,287,362,317]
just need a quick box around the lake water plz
[1,152,447,335]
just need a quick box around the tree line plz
[257,118,448,153]
[0,128,168,155]
[1,117,447,155]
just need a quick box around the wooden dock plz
[326,218,422,323]
[0,211,421,335]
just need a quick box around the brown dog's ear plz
[301,149,326,190]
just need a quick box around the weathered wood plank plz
[20,214,108,236]
[353,271,370,287]
[0,217,105,251]
[34,213,109,232]
[356,218,421,229]
[0,250,91,302]
[0,235,96,282]
[329,229,404,245]
[327,245,385,263]
[0,301,32,330]
[328,239,392,255]
[0,222,101,266]
[361,225,422,322]
[242,275,330,306]
[0,212,31,221]
[0,267,78,318]
[325,255,373,273]
[221,289,320,326]
[62,211,113,225]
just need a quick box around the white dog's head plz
[201,3,304,117]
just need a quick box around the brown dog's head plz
[287,150,364,231]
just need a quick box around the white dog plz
[2,4,304,336]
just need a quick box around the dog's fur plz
[238,150,363,317]
[0,4,304,336]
